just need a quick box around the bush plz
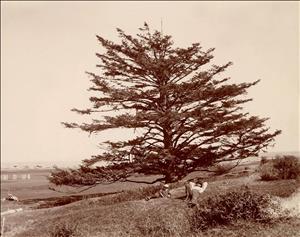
[48,222,82,237]
[260,155,300,181]
[273,156,300,179]
[260,162,280,181]
[190,188,281,231]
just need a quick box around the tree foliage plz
[49,23,281,186]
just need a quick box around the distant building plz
[1,173,31,180]
[1,174,8,180]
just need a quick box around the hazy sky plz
[1,1,299,166]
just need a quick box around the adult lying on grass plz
[185,180,208,205]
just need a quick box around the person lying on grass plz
[185,180,208,205]
[145,184,171,201]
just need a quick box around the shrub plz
[260,162,280,181]
[273,156,300,179]
[260,155,300,181]
[48,222,82,237]
[190,188,281,231]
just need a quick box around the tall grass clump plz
[191,188,282,231]
[260,155,300,181]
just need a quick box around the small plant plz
[48,222,82,237]
[190,188,282,231]
[260,155,300,181]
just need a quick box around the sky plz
[1,1,299,167]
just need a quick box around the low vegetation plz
[190,188,284,231]
[260,155,300,181]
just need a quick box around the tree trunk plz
[163,129,172,150]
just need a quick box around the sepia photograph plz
[1,1,299,236]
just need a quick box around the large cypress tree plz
[50,23,280,186]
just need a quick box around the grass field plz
[1,168,164,212]
[1,169,161,200]
[1,159,300,237]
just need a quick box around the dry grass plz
[191,219,300,237]
[4,199,190,237]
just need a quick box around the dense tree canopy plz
[49,23,280,186]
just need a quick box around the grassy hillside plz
[1,159,300,237]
